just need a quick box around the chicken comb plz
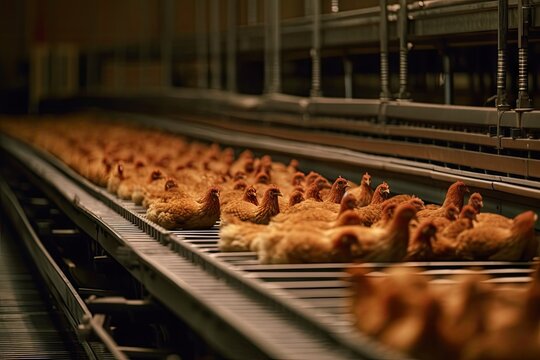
[164,179,178,191]
[150,169,163,180]
[288,190,304,206]
[288,159,299,169]
[232,180,247,190]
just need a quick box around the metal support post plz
[516,0,533,110]
[227,0,237,92]
[247,0,258,25]
[310,0,321,97]
[265,0,281,94]
[196,0,208,89]
[209,0,221,90]
[379,0,391,100]
[161,0,174,88]
[442,52,453,105]
[496,0,510,110]
[398,0,411,100]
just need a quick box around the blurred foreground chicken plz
[348,265,540,360]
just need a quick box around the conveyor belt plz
[1,131,538,359]
[0,212,86,359]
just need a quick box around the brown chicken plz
[132,169,167,206]
[143,179,189,215]
[324,176,349,204]
[348,172,374,207]
[271,189,357,225]
[334,203,418,262]
[220,179,248,206]
[455,210,537,261]
[468,192,483,213]
[256,215,365,264]
[372,203,398,228]
[219,218,267,252]
[351,182,391,226]
[405,221,438,261]
[221,186,282,224]
[106,163,127,195]
[417,181,469,220]
[146,186,221,230]
[474,212,512,228]
[228,150,255,176]
[279,190,305,213]
[429,205,459,232]
[440,205,477,239]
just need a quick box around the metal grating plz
[2,133,538,360]
[0,213,85,359]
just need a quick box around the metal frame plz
[1,135,404,360]
[0,178,127,360]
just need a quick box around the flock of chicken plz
[0,116,538,265]
[349,266,540,360]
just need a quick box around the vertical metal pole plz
[264,0,271,92]
[304,0,313,16]
[310,0,321,97]
[344,57,352,98]
[265,0,280,94]
[442,53,453,105]
[398,0,410,100]
[331,0,339,13]
[161,0,174,88]
[379,0,391,100]
[209,0,221,90]
[247,0,258,25]
[516,0,532,110]
[227,0,237,92]
[196,0,208,88]
[271,0,281,93]
[496,0,510,110]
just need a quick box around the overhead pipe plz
[379,0,391,100]
[398,0,411,100]
[310,0,322,97]
[227,0,237,92]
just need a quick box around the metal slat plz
[2,125,539,360]
[1,139,382,359]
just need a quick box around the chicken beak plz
[366,179,371,186]
[277,191,283,197]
